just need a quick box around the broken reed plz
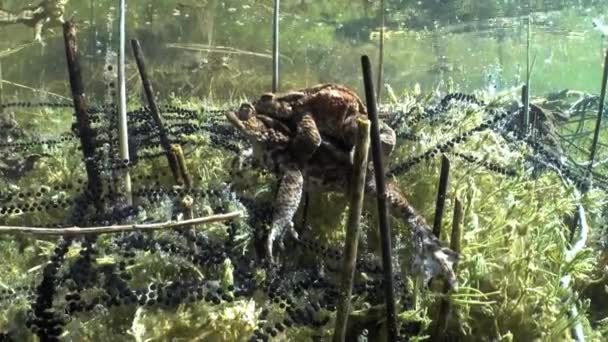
[361,54,398,341]
[131,38,183,184]
[333,118,371,342]
[62,20,103,213]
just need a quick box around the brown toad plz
[244,83,396,164]
[225,108,459,289]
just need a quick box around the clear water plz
[0,1,606,102]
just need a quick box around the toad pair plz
[226,83,458,288]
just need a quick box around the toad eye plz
[238,103,255,120]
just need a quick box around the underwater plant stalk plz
[587,49,608,174]
[432,155,450,237]
[376,0,385,103]
[522,11,531,135]
[131,38,183,185]
[432,197,462,341]
[0,211,242,236]
[0,59,3,113]
[333,118,370,342]
[521,84,529,136]
[117,0,132,205]
[171,144,192,189]
[62,20,103,208]
[272,0,279,92]
[361,55,398,341]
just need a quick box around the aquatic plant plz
[0,82,606,341]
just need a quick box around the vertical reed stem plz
[0,59,3,114]
[376,0,385,103]
[361,55,398,341]
[171,144,192,190]
[272,0,280,92]
[117,0,132,205]
[63,21,103,210]
[333,118,371,342]
[130,38,182,184]
[432,155,450,237]
[432,197,462,341]
[588,49,608,174]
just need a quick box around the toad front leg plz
[288,112,322,164]
[266,166,304,262]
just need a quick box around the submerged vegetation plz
[1,0,608,341]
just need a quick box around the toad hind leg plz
[266,167,304,262]
[366,181,459,289]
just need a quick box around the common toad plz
[244,83,396,164]
[225,108,458,289]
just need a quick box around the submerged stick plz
[171,144,192,189]
[587,49,608,174]
[333,118,371,342]
[272,0,280,92]
[432,198,463,341]
[130,38,182,184]
[0,79,71,100]
[432,155,450,237]
[361,55,398,341]
[522,12,531,136]
[376,0,385,103]
[0,59,3,113]
[63,21,103,204]
[0,211,242,236]
[117,0,133,205]
[521,84,529,136]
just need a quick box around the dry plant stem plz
[0,59,3,113]
[131,38,183,184]
[587,49,608,175]
[0,211,242,236]
[522,12,531,135]
[117,0,132,205]
[272,0,280,92]
[0,79,71,101]
[333,118,371,342]
[376,0,385,103]
[63,21,103,210]
[172,143,195,239]
[432,197,462,341]
[521,84,529,136]
[171,144,192,189]
[361,55,398,341]
[166,43,277,60]
[432,155,450,237]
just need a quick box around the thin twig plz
[333,118,371,342]
[0,211,242,236]
[165,43,293,63]
[0,79,71,100]
[376,0,385,103]
[272,0,280,92]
